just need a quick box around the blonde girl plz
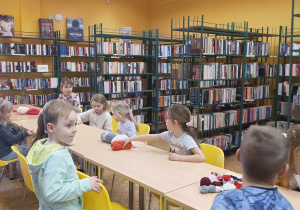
[0,98,34,161]
[111,101,139,137]
[27,100,102,209]
[122,104,205,162]
[277,124,300,192]
[77,94,112,131]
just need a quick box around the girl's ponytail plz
[31,110,47,146]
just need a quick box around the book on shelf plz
[0,76,10,90]
[97,42,146,55]
[0,61,35,73]
[119,27,132,43]
[108,98,143,110]
[39,19,53,38]
[102,61,145,74]
[3,93,57,106]
[0,43,57,55]
[200,134,232,151]
[61,61,90,72]
[10,78,58,90]
[67,18,84,41]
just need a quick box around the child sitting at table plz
[57,77,81,113]
[121,104,205,162]
[111,101,139,137]
[211,125,294,209]
[27,100,102,209]
[0,98,34,162]
[77,94,112,131]
[277,124,300,192]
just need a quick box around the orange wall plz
[0,0,150,38]
[150,0,300,35]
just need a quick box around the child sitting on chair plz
[77,94,112,131]
[211,125,294,209]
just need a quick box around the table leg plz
[139,186,144,210]
[166,200,170,210]
[129,181,134,210]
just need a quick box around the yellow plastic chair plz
[11,146,35,210]
[137,123,150,145]
[199,143,225,168]
[0,158,19,183]
[112,117,118,134]
[77,170,129,210]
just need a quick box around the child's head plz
[0,98,13,125]
[238,125,289,185]
[33,100,77,146]
[165,104,196,139]
[111,102,139,131]
[91,94,108,114]
[60,78,74,97]
[280,125,300,188]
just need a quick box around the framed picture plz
[39,19,54,38]
[0,77,10,90]
[67,18,83,41]
[0,15,14,36]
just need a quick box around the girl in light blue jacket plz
[27,100,102,210]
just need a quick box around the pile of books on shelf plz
[97,42,146,55]
[78,92,91,102]
[242,85,270,101]
[172,63,189,79]
[0,61,35,73]
[69,77,90,87]
[101,77,142,93]
[190,87,236,105]
[0,43,57,55]
[280,43,300,56]
[101,61,145,74]
[157,94,185,107]
[156,62,171,74]
[278,63,300,76]
[278,81,290,96]
[108,98,143,110]
[3,93,57,106]
[61,62,90,72]
[60,45,93,57]
[10,78,58,90]
[200,134,232,151]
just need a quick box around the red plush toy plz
[111,141,132,151]
[27,108,40,115]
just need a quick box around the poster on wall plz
[67,18,83,41]
[39,19,54,38]
[0,15,14,36]
[120,27,132,43]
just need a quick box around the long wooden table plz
[12,117,300,210]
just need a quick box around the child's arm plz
[0,124,30,145]
[41,154,101,203]
[103,116,113,132]
[169,147,206,163]
[77,109,91,124]
[123,134,163,147]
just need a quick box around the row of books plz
[0,43,57,55]
[60,45,94,57]
[156,110,167,124]
[156,78,187,90]
[107,98,144,110]
[0,61,35,73]
[10,78,58,90]
[77,92,91,102]
[156,94,185,107]
[133,114,144,124]
[278,63,300,76]
[191,105,272,131]
[156,62,171,74]
[278,82,290,96]
[190,87,236,105]
[280,43,300,56]
[200,134,232,151]
[101,80,143,93]
[190,37,270,56]
[192,63,242,80]
[243,85,270,101]
[245,63,276,78]
[100,62,145,74]
[173,63,188,79]
[2,93,57,106]
[68,77,90,87]
[96,42,146,55]
[61,62,91,72]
